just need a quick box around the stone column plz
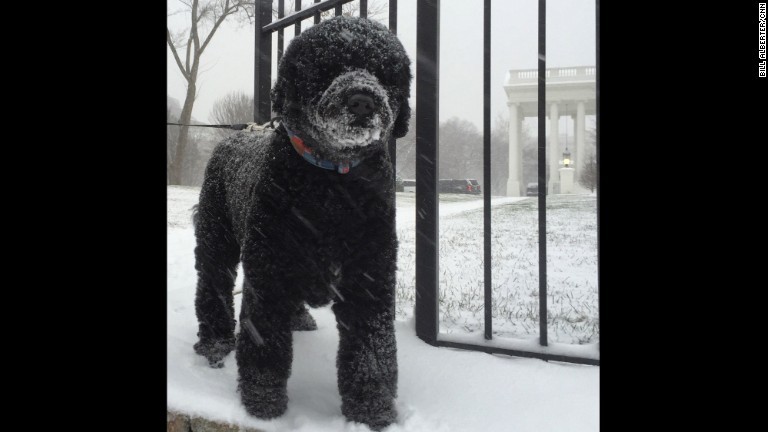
[517,112,523,194]
[548,102,560,195]
[575,101,586,190]
[506,102,521,196]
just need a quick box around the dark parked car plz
[439,179,481,195]
[526,182,547,196]
[402,179,416,193]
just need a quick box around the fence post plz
[595,0,601,352]
[415,0,440,345]
[537,0,548,347]
[483,0,492,340]
[254,0,273,124]
[389,0,398,189]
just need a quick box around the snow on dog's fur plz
[192,17,411,431]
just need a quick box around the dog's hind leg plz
[192,180,240,368]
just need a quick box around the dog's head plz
[272,17,412,162]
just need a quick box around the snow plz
[395,192,599,345]
[438,332,599,361]
[395,194,528,224]
[168,186,599,431]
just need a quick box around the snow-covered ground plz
[396,192,599,345]
[168,186,599,431]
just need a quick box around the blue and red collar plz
[282,124,361,174]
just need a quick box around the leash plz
[169,118,358,174]
[166,118,283,131]
[166,122,251,130]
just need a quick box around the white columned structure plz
[575,100,586,191]
[504,66,596,196]
[506,102,522,196]
[548,103,560,194]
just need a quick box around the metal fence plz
[253,0,599,366]
[415,0,599,366]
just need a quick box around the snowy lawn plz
[168,186,599,431]
[396,192,599,345]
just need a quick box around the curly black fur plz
[193,17,411,430]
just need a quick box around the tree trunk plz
[170,83,196,185]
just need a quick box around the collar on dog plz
[282,124,361,174]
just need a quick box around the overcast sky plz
[167,0,596,131]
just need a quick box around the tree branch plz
[198,0,233,54]
[167,28,190,81]
[191,0,201,55]
[196,1,214,24]
[185,30,193,72]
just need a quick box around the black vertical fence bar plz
[595,0,600,349]
[537,0,548,346]
[314,0,321,24]
[360,0,367,17]
[278,0,285,62]
[387,0,398,186]
[254,0,273,123]
[415,0,439,345]
[483,0,492,341]
[295,0,302,36]
[389,0,398,34]
[336,3,342,15]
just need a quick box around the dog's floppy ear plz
[392,95,411,139]
[272,77,301,118]
[271,77,286,115]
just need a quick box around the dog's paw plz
[240,385,289,419]
[342,396,397,431]
[290,305,318,331]
[193,338,235,368]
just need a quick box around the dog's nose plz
[347,94,376,117]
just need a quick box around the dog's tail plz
[191,204,200,229]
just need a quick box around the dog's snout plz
[347,93,376,117]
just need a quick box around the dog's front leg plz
[332,268,398,431]
[235,254,295,420]
[192,191,240,368]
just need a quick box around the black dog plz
[192,17,411,430]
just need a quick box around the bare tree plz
[184,127,220,186]
[167,108,180,185]
[439,117,483,180]
[521,124,539,187]
[167,0,255,185]
[489,113,510,195]
[578,121,598,192]
[210,91,254,139]
[169,99,213,185]
[578,153,597,192]
[393,110,417,179]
